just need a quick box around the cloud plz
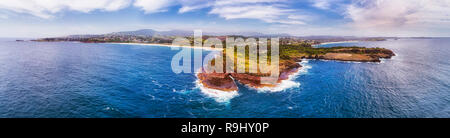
[179,0,307,25]
[0,0,131,19]
[133,0,308,25]
[311,0,333,10]
[345,0,450,29]
[310,0,349,11]
[178,1,212,13]
[213,0,284,6]
[0,0,306,25]
[0,14,7,19]
[210,5,292,22]
[133,0,175,13]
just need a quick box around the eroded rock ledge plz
[198,60,301,92]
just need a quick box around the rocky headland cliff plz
[198,46,395,92]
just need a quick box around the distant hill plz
[56,29,395,42]
[109,29,157,36]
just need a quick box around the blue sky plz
[0,0,449,37]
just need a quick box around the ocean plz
[0,38,448,118]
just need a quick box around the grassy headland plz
[198,42,395,91]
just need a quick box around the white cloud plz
[210,5,290,20]
[213,0,284,6]
[133,0,175,13]
[312,0,332,10]
[0,0,307,25]
[180,0,307,25]
[136,0,309,24]
[0,14,7,19]
[0,0,131,19]
[310,0,348,11]
[176,0,213,13]
[178,3,211,13]
[345,0,450,29]
[131,0,307,25]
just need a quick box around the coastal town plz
[32,29,391,46]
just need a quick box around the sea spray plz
[195,80,239,103]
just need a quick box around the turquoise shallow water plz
[0,38,449,118]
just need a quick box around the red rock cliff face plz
[197,72,238,91]
[197,59,301,92]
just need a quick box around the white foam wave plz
[103,106,119,112]
[379,52,398,64]
[255,60,311,92]
[389,53,399,60]
[255,79,300,92]
[195,79,239,103]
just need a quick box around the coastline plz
[108,42,223,51]
[196,46,395,94]
[312,40,359,47]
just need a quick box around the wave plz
[299,60,313,75]
[195,79,239,103]
[255,60,311,92]
[389,53,399,60]
[255,79,300,92]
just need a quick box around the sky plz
[0,0,449,38]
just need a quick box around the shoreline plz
[108,42,223,51]
[313,40,359,47]
[30,40,223,51]
[197,46,395,93]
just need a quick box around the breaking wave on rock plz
[195,80,239,103]
[194,60,311,102]
[255,60,311,92]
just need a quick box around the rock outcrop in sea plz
[197,59,302,92]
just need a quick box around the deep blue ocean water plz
[0,38,448,118]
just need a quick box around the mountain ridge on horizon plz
[56,29,441,39]
[67,29,291,38]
